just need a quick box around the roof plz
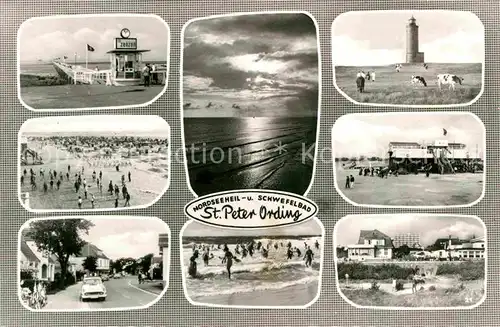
[106,49,151,54]
[358,229,394,248]
[78,243,110,260]
[471,236,485,243]
[20,239,40,263]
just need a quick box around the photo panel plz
[17,14,169,111]
[332,10,484,107]
[180,218,324,308]
[334,214,486,309]
[332,112,485,207]
[18,216,171,311]
[181,12,320,197]
[18,115,170,212]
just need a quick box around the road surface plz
[42,276,160,310]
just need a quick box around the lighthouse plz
[406,16,425,63]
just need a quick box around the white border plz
[179,217,325,309]
[179,11,322,198]
[331,10,485,108]
[331,111,486,209]
[332,214,487,310]
[17,215,171,312]
[17,115,171,213]
[17,13,170,112]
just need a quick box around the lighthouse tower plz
[406,16,425,63]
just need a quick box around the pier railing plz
[73,69,112,85]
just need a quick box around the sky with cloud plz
[183,219,323,237]
[335,215,485,247]
[21,115,170,138]
[332,11,484,66]
[76,217,169,260]
[182,13,319,118]
[332,113,485,158]
[19,16,168,63]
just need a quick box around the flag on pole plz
[63,56,68,59]
[87,44,95,52]
[85,44,95,69]
[443,128,447,136]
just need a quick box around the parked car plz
[80,277,106,301]
[113,273,121,279]
[101,274,109,281]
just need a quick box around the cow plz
[411,75,427,87]
[356,74,365,93]
[437,74,464,90]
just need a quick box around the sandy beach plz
[20,138,169,210]
[191,281,319,306]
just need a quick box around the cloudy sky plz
[21,115,170,137]
[335,215,485,247]
[182,13,319,118]
[332,11,484,66]
[333,113,485,158]
[183,219,323,237]
[19,16,168,63]
[78,217,169,260]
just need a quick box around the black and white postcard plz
[18,14,169,110]
[334,214,486,309]
[332,112,485,207]
[182,12,319,196]
[181,218,323,308]
[18,115,170,211]
[18,216,170,311]
[332,11,484,106]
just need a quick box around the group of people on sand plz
[21,162,133,209]
[188,239,320,280]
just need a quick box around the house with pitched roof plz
[69,242,110,272]
[19,236,56,282]
[347,229,394,261]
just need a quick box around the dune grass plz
[20,74,68,87]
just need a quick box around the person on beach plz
[91,194,95,209]
[345,176,350,189]
[23,169,27,176]
[124,193,130,207]
[43,182,48,193]
[304,246,314,267]
[78,196,82,209]
[84,185,88,199]
[114,197,118,208]
[99,171,102,180]
[122,185,127,198]
[188,250,199,278]
[296,247,302,257]
[350,175,355,188]
[121,175,125,185]
[56,179,61,190]
[143,64,151,87]
[108,181,114,195]
[20,175,24,186]
[202,249,210,266]
[68,165,70,173]
[287,247,294,260]
[92,171,96,181]
[223,249,234,279]
[114,184,120,197]
[128,171,131,182]
[315,240,320,250]
[49,180,53,190]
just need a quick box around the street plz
[42,276,163,310]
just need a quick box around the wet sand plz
[190,281,318,306]
[20,84,164,109]
[336,166,483,206]
[20,140,169,210]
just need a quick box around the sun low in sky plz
[21,115,170,138]
[19,15,169,63]
[332,10,484,66]
[332,113,485,159]
[182,13,319,118]
[335,215,485,247]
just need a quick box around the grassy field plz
[334,63,482,105]
[336,165,483,206]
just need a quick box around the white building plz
[69,242,110,272]
[347,229,394,261]
[431,236,486,260]
[19,237,56,282]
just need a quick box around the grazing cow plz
[437,74,464,90]
[356,74,365,93]
[411,75,427,87]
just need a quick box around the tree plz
[394,245,411,258]
[138,253,154,274]
[26,219,94,288]
[82,256,98,273]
